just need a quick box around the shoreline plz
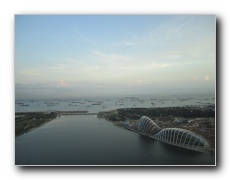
[16,106,215,153]
[105,119,215,156]
[97,106,215,152]
[15,111,98,137]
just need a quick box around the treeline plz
[117,107,215,120]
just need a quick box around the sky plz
[15,15,216,99]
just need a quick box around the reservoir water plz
[15,115,215,165]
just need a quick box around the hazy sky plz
[15,15,215,99]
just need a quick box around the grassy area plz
[15,112,58,137]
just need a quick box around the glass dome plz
[154,128,209,148]
[138,116,160,134]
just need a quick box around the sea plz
[15,94,215,165]
[15,94,215,113]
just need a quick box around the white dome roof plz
[138,116,160,133]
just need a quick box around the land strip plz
[15,111,97,136]
[97,106,215,149]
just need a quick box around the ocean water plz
[15,94,215,113]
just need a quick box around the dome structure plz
[153,128,209,149]
[138,116,160,134]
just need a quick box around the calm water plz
[15,94,215,113]
[15,115,215,165]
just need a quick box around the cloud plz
[50,64,67,71]
[127,80,148,87]
[148,63,171,68]
[19,69,43,76]
[112,38,146,47]
[15,83,44,89]
[57,80,65,86]
[123,40,143,46]
[92,51,131,62]
[204,75,209,81]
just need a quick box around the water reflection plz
[16,115,215,165]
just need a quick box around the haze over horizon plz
[15,15,215,99]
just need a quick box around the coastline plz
[15,111,98,137]
[97,106,215,152]
[15,106,215,154]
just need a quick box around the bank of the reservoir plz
[15,111,97,136]
[97,106,215,150]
